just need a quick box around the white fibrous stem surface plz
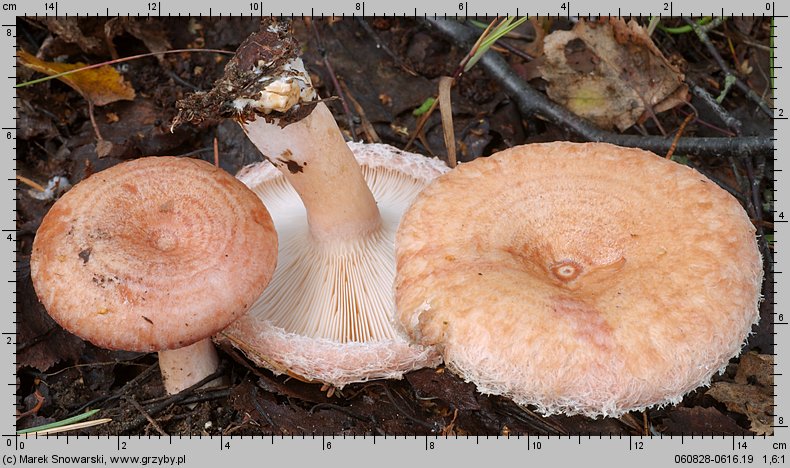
[241,102,382,239]
[158,339,221,394]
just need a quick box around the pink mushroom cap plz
[31,156,278,353]
[396,142,763,417]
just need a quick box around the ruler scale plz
[4,0,787,466]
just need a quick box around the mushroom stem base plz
[158,339,222,395]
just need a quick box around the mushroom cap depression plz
[31,156,278,352]
[395,142,763,418]
[220,142,448,386]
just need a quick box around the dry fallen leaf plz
[17,270,85,372]
[40,17,106,55]
[662,406,751,435]
[735,351,773,386]
[18,50,135,106]
[539,17,688,131]
[104,18,171,62]
[524,17,549,58]
[707,353,774,436]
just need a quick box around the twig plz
[338,80,381,143]
[710,29,772,52]
[424,18,771,157]
[87,100,103,141]
[684,17,772,118]
[213,136,219,167]
[67,362,160,417]
[164,69,201,92]
[16,175,45,192]
[118,365,226,433]
[438,76,457,167]
[677,106,735,137]
[665,112,696,159]
[124,396,168,436]
[404,97,440,151]
[44,359,148,378]
[178,388,232,406]
[744,156,773,265]
[309,402,371,422]
[729,156,747,190]
[492,400,567,436]
[175,146,215,158]
[685,80,742,133]
[730,155,772,266]
[368,383,436,431]
[492,38,535,62]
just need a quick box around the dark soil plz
[16,16,774,436]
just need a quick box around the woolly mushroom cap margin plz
[395,142,763,418]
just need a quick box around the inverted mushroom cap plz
[31,156,278,352]
[395,142,763,417]
[220,142,448,386]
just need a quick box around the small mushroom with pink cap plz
[30,156,278,394]
[175,19,447,387]
[395,142,763,418]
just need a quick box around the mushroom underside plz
[219,142,447,386]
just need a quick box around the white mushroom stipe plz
[158,338,221,394]
[221,142,448,386]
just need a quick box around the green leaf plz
[656,16,714,35]
[17,409,101,435]
[464,16,530,72]
[413,97,436,116]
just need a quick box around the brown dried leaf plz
[17,267,85,371]
[18,50,135,107]
[734,351,773,387]
[708,371,773,436]
[662,406,751,435]
[104,18,171,61]
[41,18,106,55]
[539,17,688,131]
[406,367,480,411]
[524,17,548,57]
